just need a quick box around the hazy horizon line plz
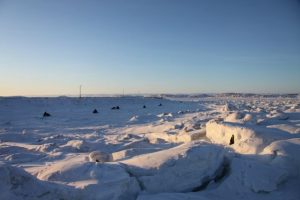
[1,92,299,98]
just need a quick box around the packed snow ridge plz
[0,95,300,200]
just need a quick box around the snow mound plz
[60,140,90,152]
[267,124,300,134]
[112,148,162,161]
[262,138,300,176]
[37,157,140,200]
[121,142,225,193]
[266,110,289,120]
[5,153,44,164]
[215,157,288,194]
[89,151,113,163]
[224,112,256,124]
[290,103,300,110]
[35,143,58,153]
[220,102,237,112]
[129,115,139,122]
[157,113,173,118]
[206,120,296,154]
[0,162,71,200]
[236,159,287,192]
[146,127,206,144]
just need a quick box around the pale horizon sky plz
[1,0,300,96]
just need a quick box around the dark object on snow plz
[43,112,51,117]
[111,106,120,110]
[143,105,146,109]
[93,109,98,114]
[158,103,162,107]
[229,135,234,145]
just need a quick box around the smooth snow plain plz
[0,95,300,200]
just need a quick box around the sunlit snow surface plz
[0,95,300,200]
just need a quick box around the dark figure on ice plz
[93,109,98,114]
[43,112,51,117]
[143,105,146,109]
[111,106,120,110]
[229,135,235,145]
[158,103,162,107]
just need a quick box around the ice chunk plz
[37,158,140,200]
[121,142,225,193]
[146,129,205,144]
[89,151,113,163]
[262,138,300,176]
[206,120,295,154]
[219,157,287,193]
[220,102,237,112]
[224,112,256,124]
[60,140,90,152]
[0,163,72,200]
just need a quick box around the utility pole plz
[79,85,82,99]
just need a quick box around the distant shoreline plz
[1,93,299,99]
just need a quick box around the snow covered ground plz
[0,95,300,200]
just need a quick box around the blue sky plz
[0,0,300,96]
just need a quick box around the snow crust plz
[1,95,300,199]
